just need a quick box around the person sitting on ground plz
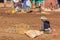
[40,16,52,34]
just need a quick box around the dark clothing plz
[22,0,24,3]
[58,0,60,4]
[41,20,52,34]
[43,20,50,29]
[19,0,22,8]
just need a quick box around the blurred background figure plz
[35,0,39,8]
[31,0,35,8]
[23,0,27,11]
[13,0,19,12]
[26,0,32,13]
[36,0,44,8]
[39,4,42,13]
[49,2,54,10]
[45,0,57,9]
[18,0,22,11]
[4,0,7,7]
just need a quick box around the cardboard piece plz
[25,30,44,38]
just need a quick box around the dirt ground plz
[0,8,60,40]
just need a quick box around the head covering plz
[40,16,47,20]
